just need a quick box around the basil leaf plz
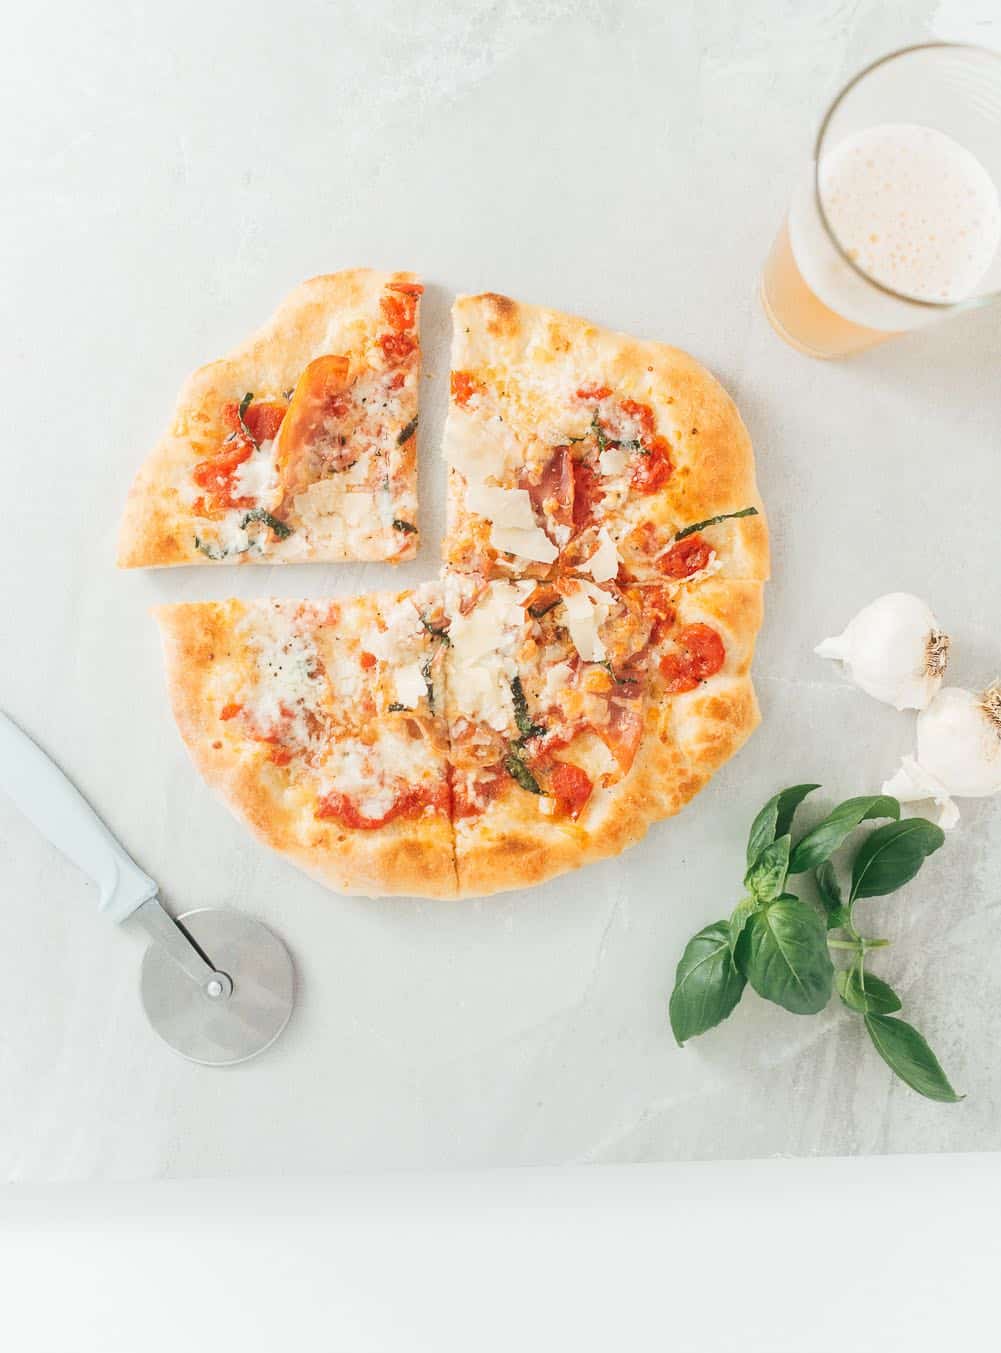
[504,751,543,795]
[397,415,418,445]
[814,860,850,929]
[728,895,760,952]
[744,834,791,902]
[746,785,819,868]
[242,508,293,540]
[674,506,759,542]
[735,896,833,1015]
[669,921,746,1046]
[850,818,945,902]
[392,518,418,534]
[237,391,256,445]
[788,795,899,874]
[192,535,228,561]
[864,1014,963,1102]
[419,614,451,644]
[510,676,545,742]
[590,409,608,452]
[835,968,901,1015]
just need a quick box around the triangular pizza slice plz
[442,292,768,587]
[119,269,423,567]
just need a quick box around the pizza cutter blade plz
[0,710,294,1066]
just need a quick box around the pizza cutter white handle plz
[0,711,158,922]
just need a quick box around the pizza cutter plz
[0,710,294,1066]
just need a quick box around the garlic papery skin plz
[815,592,950,710]
[882,756,960,830]
[882,685,1001,829]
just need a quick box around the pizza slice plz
[441,571,762,897]
[442,292,768,586]
[119,269,423,568]
[155,584,456,898]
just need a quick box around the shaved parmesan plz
[465,483,537,531]
[393,663,428,708]
[561,583,614,662]
[490,523,559,564]
[464,481,560,565]
[582,528,620,583]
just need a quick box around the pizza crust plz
[118,269,421,569]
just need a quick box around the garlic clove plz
[815,592,949,710]
[882,755,960,830]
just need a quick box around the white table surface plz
[2,0,999,1181]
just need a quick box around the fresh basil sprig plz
[668,785,960,1103]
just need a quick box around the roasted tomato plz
[658,534,712,579]
[548,761,593,820]
[659,623,726,693]
[631,436,673,493]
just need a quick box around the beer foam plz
[819,123,1001,303]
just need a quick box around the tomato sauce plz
[316,779,448,829]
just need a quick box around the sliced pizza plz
[155,585,456,898]
[442,292,768,586]
[119,269,423,568]
[441,572,762,897]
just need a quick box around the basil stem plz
[504,750,543,795]
[237,391,257,445]
[674,506,758,542]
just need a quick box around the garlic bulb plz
[815,592,950,710]
[883,684,1001,829]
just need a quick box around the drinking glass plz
[761,43,1001,358]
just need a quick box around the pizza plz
[118,269,423,568]
[143,288,769,899]
[442,292,768,586]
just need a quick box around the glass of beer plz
[761,43,1001,358]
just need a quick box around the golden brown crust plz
[155,601,457,900]
[119,270,421,569]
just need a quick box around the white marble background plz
[1,0,999,1180]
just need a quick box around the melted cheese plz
[598,446,628,476]
[318,727,440,818]
[232,437,279,504]
[242,609,326,751]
